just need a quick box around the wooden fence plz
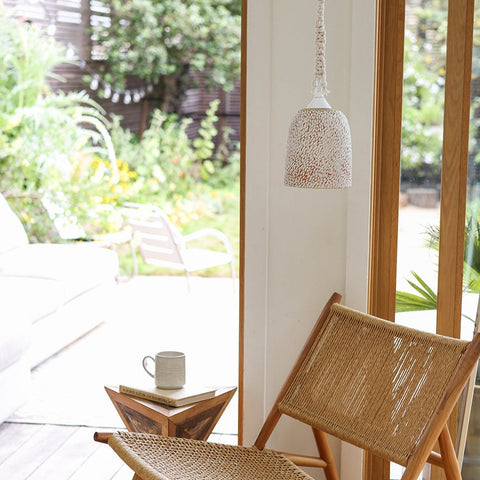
[3,0,240,143]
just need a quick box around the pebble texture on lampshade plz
[285,108,352,189]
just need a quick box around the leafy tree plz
[90,0,241,112]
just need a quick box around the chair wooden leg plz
[132,474,144,480]
[312,428,339,480]
[438,426,462,480]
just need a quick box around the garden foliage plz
[396,216,480,322]
[401,0,480,184]
[396,1,480,314]
[107,99,240,227]
[0,6,117,241]
[0,5,240,248]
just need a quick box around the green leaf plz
[396,271,437,312]
[407,271,437,303]
[396,291,437,312]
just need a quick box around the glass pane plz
[459,1,480,477]
[396,1,446,333]
[393,1,448,479]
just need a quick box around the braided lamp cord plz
[315,0,329,97]
[284,0,352,189]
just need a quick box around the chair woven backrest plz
[278,303,469,467]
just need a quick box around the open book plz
[119,384,216,407]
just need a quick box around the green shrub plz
[0,7,121,241]
[0,5,240,253]
[109,99,239,227]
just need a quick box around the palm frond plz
[396,291,437,312]
[425,224,440,251]
[396,271,437,312]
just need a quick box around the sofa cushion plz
[0,195,29,254]
[0,243,119,304]
[0,275,64,329]
[0,356,30,423]
[0,277,34,371]
[0,323,29,371]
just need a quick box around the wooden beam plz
[433,3,474,478]
[238,0,247,447]
[280,452,327,469]
[367,1,405,479]
[368,0,405,322]
[312,428,339,480]
[437,0,474,339]
[427,451,444,469]
[93,432,112,444]
[438,427,462,480]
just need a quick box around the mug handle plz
[142,355,155,378]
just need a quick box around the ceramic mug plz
[142,351,185,389]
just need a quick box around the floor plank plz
[0,424,78,480]
[0,422,42,464]
[8,276,238,435]
[0,422,238,479]
[28,426,103,480]
[2,276,238,478]
[210,433,237,445]
[110,464,136,480]
[0,423,130,480]
[68,441,126,480]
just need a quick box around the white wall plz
[244,0,376,479]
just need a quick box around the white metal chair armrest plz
[183,228,234,257]
[122,202,236,291]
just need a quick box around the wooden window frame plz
[368,1,475,479]
[238,0,247,446]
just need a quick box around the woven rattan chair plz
[95,292,480,480]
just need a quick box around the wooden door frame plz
[238,0,247,446]
[368,0,405,324]
[436,0,474,340]
[367,1,405,478]
[368,0,475,479]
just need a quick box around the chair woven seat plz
[109,432,314,480]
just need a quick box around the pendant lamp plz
[284,0,352,189]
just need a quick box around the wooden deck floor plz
[0,422,235,480]
[0,422,131,480]
[1,276,238,479]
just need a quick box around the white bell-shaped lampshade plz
[284,0,352,189]
[285,107,352,189]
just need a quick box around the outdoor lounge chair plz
[123,203,235,291]
[94,292,480,480]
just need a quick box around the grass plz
[117,184,240,278]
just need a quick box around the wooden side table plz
[105,385,236,440]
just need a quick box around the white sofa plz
[0,194,119,422]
